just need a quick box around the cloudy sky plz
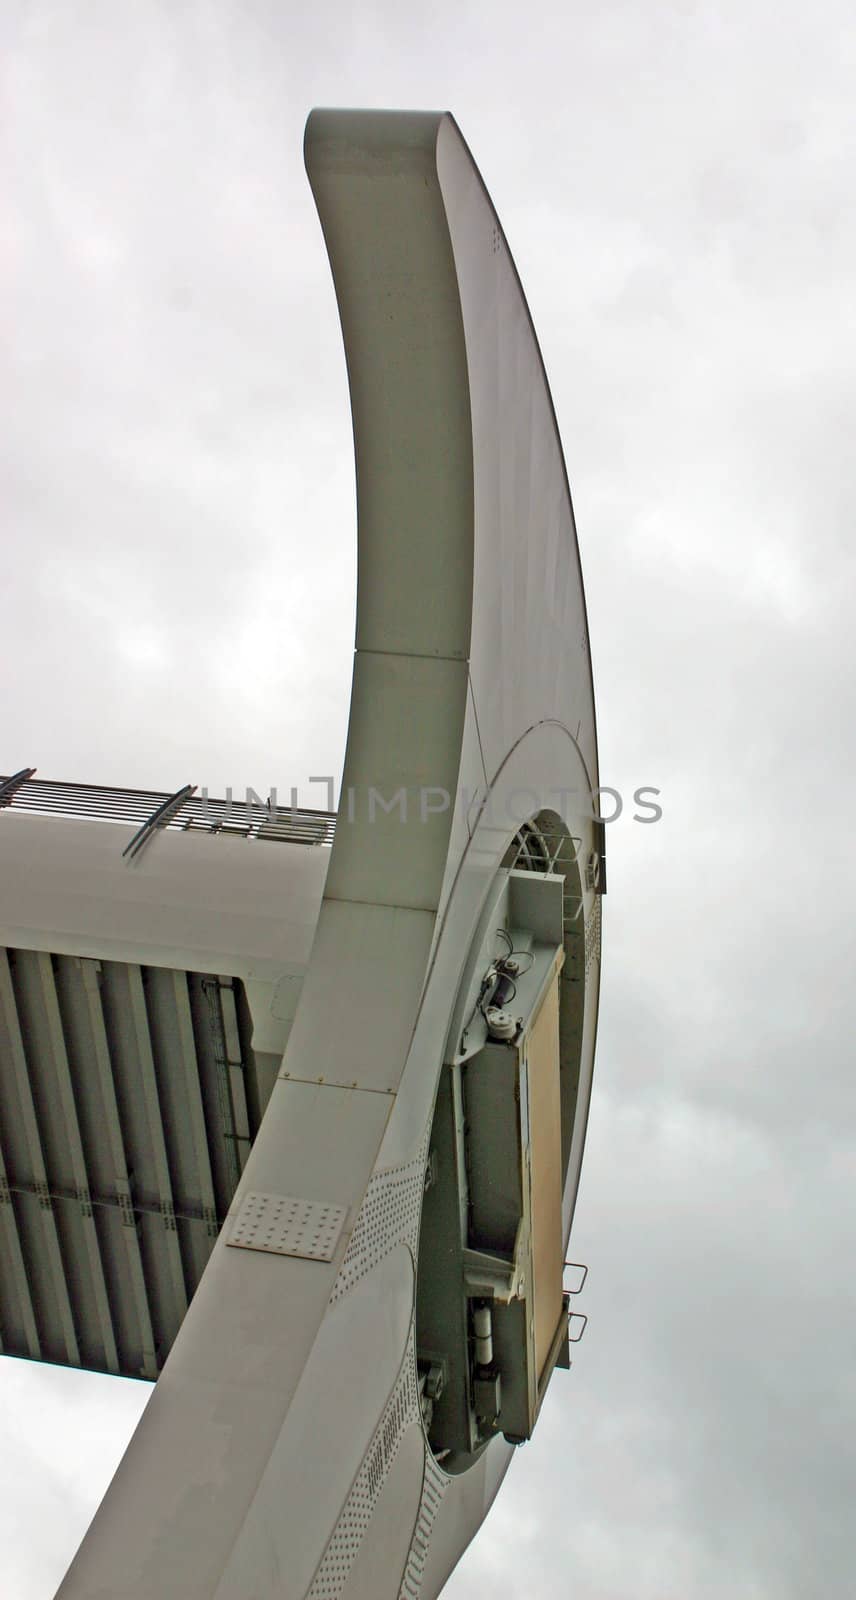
[3,1,855,1596]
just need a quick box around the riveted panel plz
[228,1192,347,1262]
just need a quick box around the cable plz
[460,934,537,1053]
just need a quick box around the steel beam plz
[170,973,219,1242]
[35,953,120,1374]
[126,966,188,1334]
[0,949,79,1365]
[80,959,159,1378]
[202,977,250,1187]
[0,1145,41,1360]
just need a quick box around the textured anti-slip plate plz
[227,1192,347,1262]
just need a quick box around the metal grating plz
[0,775,336,847]
[228,1193,346,1263]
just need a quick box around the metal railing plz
[0,773,336,849]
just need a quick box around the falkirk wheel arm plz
[54,109,602,1600]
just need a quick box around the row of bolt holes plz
[239,1202,339,1234]
[236,1231,331,1243]
[236,1225,336,1240]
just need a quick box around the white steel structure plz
[0,110,602,1599]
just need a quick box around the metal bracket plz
[122,783,196,862]
[593,818,607,895]
[462,1247,521,1303]
[0,767,36,807]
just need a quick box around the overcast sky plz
[3,2,855,1596]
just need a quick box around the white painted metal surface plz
[36,108,602,1599]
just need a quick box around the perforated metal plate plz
[227,1192,347,1262]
